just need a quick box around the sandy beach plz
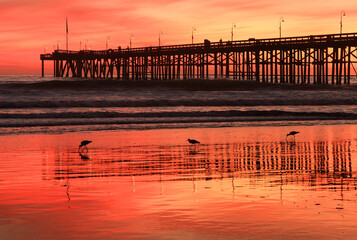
[0,123,356,239]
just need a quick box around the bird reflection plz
[66,184,71,208]
[189,149,198,155]
[63,169,71,208]
[79,151,90,160]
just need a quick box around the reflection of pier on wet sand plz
[1,126,356,240]
[45,139,354,188]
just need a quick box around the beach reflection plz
[46,139,355,191]
[1,125,356,239]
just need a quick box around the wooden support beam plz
[324,49,327,84]
[246,52,249,80]
[41,60,44,77]
[347,46,351,84]
[273,50,277,83]
[214,53,218,79]
[339,48,344,84]
[255,51,260,81]
[220,52,224,78]
[261,51,265,82]
[280,51,284,83]
[289,49,294,84]
[241,51,245,79]
[177,55,181,80]
[226,52,230,78]
[53,60,56,77]
[206,53,209,79]
[343,47,347,84]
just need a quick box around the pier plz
[40,32,357,84]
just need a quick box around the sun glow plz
[0,0,357,74]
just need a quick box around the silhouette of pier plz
[41,33,357,84]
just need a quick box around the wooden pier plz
[40,32,357,84]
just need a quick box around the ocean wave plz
[0,118,356,129]
[2,79,357,91]
[0,110,355,119]
[0,98,356,109]
[0,110,355,129]
[0,76,355,134]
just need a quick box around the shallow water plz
[0,125,356,239]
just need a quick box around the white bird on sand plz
[187,139,200,144]
[286,131,299,139]
[79,140,92,152]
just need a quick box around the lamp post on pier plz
[231,23,237,41]
[85,40,89,50]
[130,34,134,49]
[106,36,111,50]
[159,31,163,47]
[340,11,346,34]
[192,27,196,44]
[279,17,285,39]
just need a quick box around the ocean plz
[0,75,356,135]
[0,75,356,239]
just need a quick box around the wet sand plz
[0,123,356,239]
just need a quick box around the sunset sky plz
[0,0,356,75]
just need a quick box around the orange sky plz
[0,0,356,75]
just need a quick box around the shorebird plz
[187,139,200,144]
[286,131,299,140]
[78,140,92,152]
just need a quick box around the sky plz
[0,0,356,75]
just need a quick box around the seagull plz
[79,140,92,152]
[286,131,299,139]
[187,139,200,144]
